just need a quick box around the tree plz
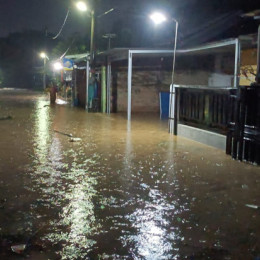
[0,30,55,88]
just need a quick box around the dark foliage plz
[0,30,55,89]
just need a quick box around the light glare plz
[53,62,63,71]
[40,52,47,59]
[76,1,87,12]
[150,12,167,25]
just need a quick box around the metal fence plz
[176,86,233,134]
[226,85,260,164]
[171,85,260,165]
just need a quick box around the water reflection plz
[1,91,259,260]
[39,145,100,259]
[51,177,99,259]
[123,188,180,259]
[31,99,100,259]
[33,100,50,163]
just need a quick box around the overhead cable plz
[52,9,70,40]
[59,38,75,60]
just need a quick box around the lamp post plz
[76,1,115,111]
[40,52,49,90]
[76,1,95,111]
[149,12,178,84]
[76,1,95,63]
[149,12,179,134]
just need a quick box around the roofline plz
[66,36,256,64]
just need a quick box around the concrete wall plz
[208,73,233,87]
[178,124,226,150]
[114,69,212,112]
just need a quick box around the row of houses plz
[61,33,259,164]
[65,35,257,112]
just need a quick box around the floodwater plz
[0,89,259,260]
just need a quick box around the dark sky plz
[0,0,87,37]
[0,0,126,37]
[0,0,259,40]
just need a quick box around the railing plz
[172,85,259,164]
[226,85,260,164]
[175,86,234,134]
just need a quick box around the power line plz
[59,38,75,60]
[52,8,70,40]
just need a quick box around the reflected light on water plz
[34,100,50,163]
[124,189,179,259]
[39,150,101,260]
[49,136,63,170]
[2,90,260,260]
[55,176,99,259]
[56,98,68,105]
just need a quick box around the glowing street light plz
[53,61,63,71]
[76,1,95,112]
[76,1,87,12]
[76,1,94,60]
[149,12,167,25]
[149,11,178,84]
[40,52,48,59]
[149,11,179,134]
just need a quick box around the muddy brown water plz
[0,89,259,260]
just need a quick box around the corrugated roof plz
[66,36,256,64]
[97,37,255,63]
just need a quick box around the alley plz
[0,89,259,260]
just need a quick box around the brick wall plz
[114,69,210,112]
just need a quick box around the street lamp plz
[39,52,49,90]
[75,1,116,112]
[75,1,115,59]
[75,1,96,112]
[76,1,95,62]
[149,12,178,84]
[76,1,87,12]
[149,12,179,134]
[149,12,167,25]
[53,61,63,71]
[40,52,48,59]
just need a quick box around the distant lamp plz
[76,1,87,12]
[53,62,63,71]
[150,12,167,25]
[40,52,48,59]
[40,52,46,59]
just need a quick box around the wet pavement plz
[0,89,259,260]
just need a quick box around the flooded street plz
[0,89,259,260]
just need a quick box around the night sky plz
[0,0,259,43]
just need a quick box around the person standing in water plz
[49,82,58,104]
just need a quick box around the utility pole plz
[76,0,115,111]
[102,33,116,49]
[90,9,95,64]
